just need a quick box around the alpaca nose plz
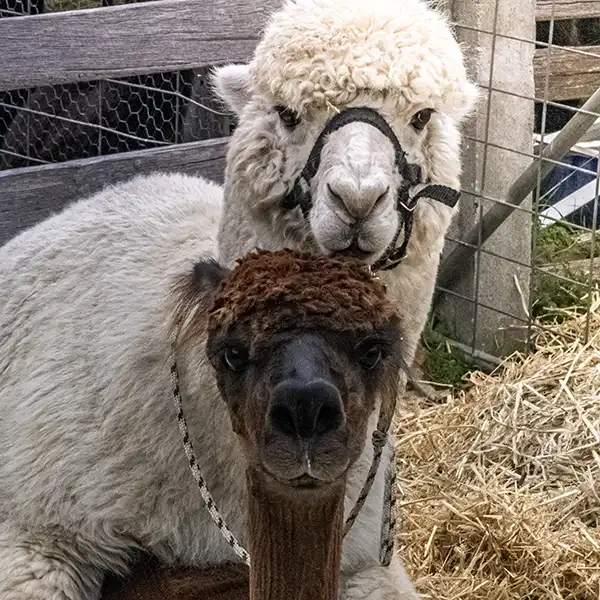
[269,379,344,439]
[327,181,390,221]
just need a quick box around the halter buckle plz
[398,200,417,213]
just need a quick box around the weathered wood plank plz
[536,0,600,21]
[534,44,600,101]
[0,137,229,246]
[0,0,280,92]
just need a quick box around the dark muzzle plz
[280,107,460,271]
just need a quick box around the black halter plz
[280,107,461,271]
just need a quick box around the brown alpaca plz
[101,249,406,600]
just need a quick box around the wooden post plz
[437,0,536,355]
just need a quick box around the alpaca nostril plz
[269,403,297,437]
[269,379,344,439]
[375,186,390,207]
[327,183,345,208]
[327,183,359,220]
[315,397,344,436]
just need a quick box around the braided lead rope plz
[169,329,251,567]
[379,437,397,566]
[344,371,400,538]
[342,428,388,537]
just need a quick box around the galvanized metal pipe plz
[436,85,600,300]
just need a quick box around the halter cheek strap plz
[373,184,461,271]
[280,107,461,270]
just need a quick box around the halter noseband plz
[281,107,461,271]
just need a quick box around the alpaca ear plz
[172,259,231,337]
[190,259,231,303]
[211,63,252,116]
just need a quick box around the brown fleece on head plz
[207,249,399,338]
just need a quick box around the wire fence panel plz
[0,71,231,170]
[432,0,600,365]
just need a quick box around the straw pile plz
[397,295,600,599]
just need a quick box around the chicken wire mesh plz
[0,71,232,169]
[0,0,232,169]
[0,0,151,17]
[1,0,599,367]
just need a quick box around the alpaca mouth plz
[330,243,375,262]
[289,474,322,489]
[283,471,348,490]
[263,468,328,490]
[263,463,347,490]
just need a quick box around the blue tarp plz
[539,152,600,229]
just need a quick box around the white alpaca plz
[0,0,478,598]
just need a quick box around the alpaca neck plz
[246,467,345,600]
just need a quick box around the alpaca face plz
[176,251,405,489]
[207,323,403,487]
[307,115,422,260]
[213,0,478,268]
[215,66,475,267]
[217,76,444,264]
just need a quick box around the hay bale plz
[397,295,600,599]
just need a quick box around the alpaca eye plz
[357,341,385,370]
[274,105,301,128]
[223,346,249,372]
[410,108,434,131]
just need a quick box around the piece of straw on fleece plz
[396,294,600,599]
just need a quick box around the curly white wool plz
[249,0,478,119]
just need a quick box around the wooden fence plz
[0,0,279,246]
[534,0,600,101]
[536,0,600,20]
